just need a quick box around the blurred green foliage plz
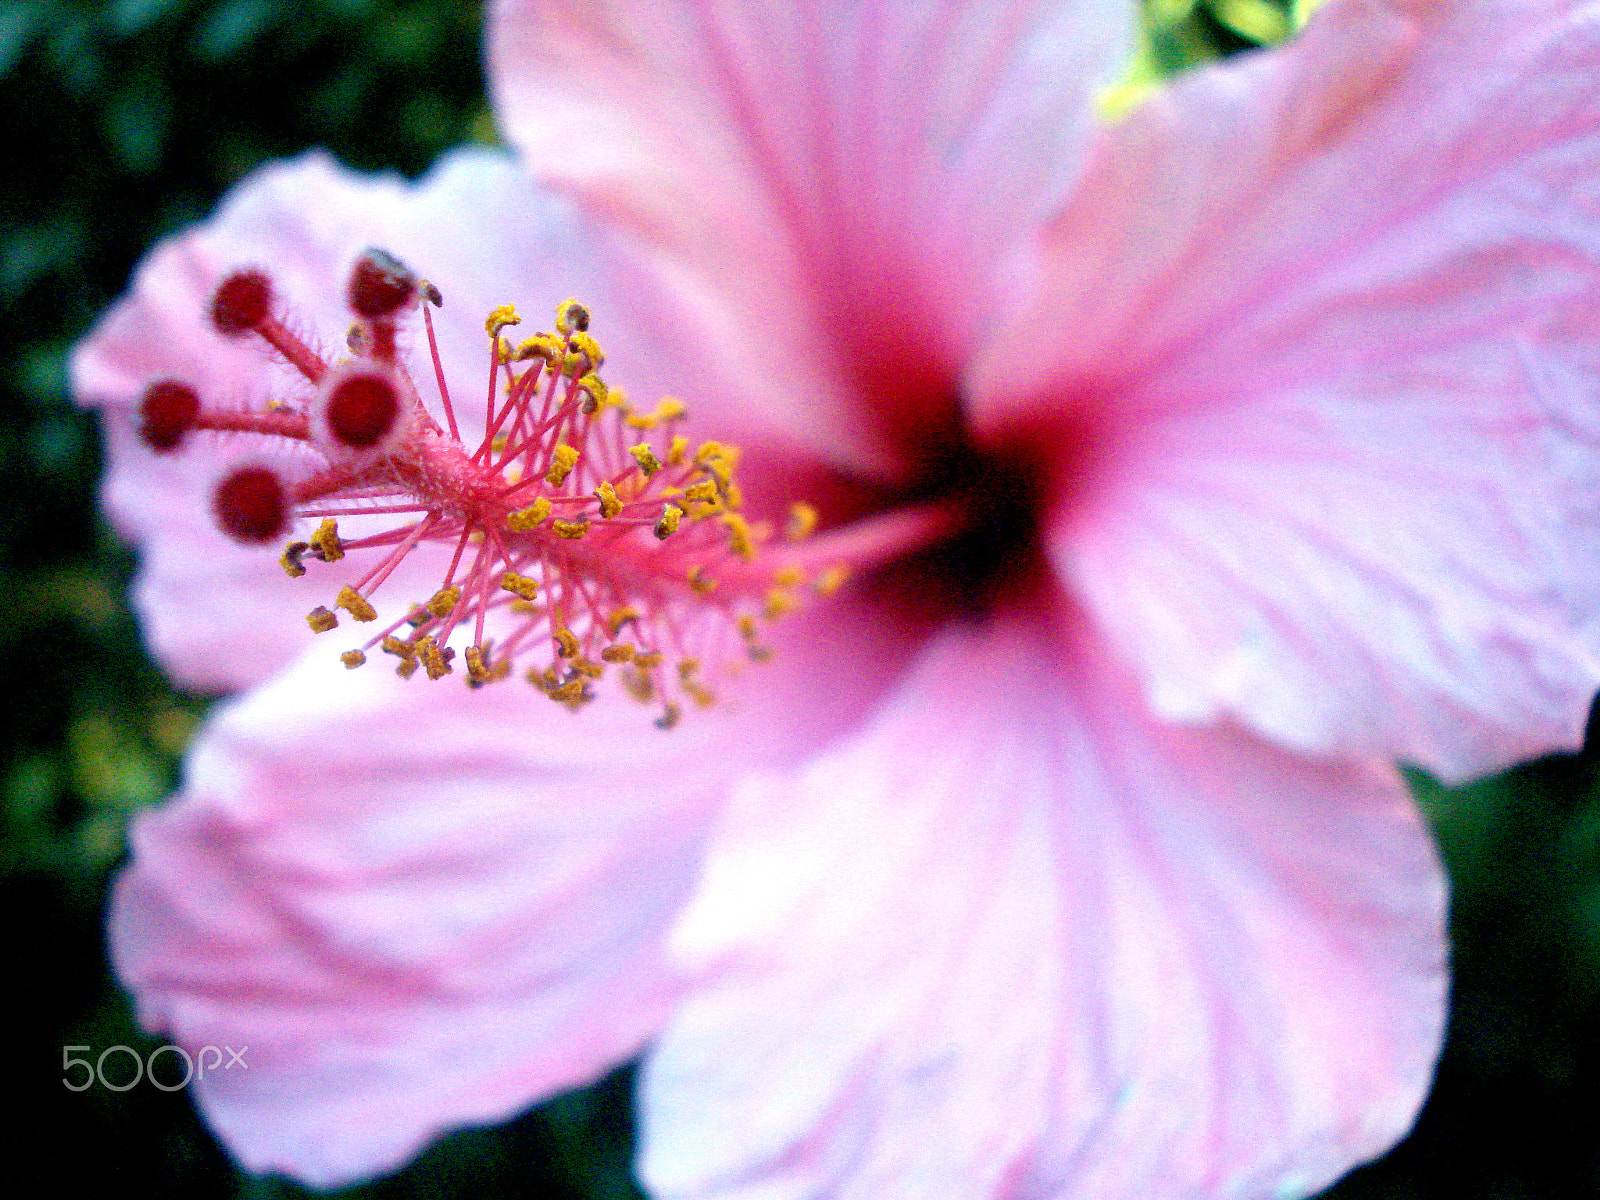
[2,0,1596,1196]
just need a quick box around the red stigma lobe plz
[324,372,401,449]
[139,380,201,452]
[347,248,418,318]
[211,270,272,336]
[215,466,289,543]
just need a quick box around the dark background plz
[2,1,1596,1195]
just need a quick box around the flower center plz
[137,248,942,725]
[811,408,1064,639]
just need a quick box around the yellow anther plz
[545,443,580,485]
[571,657,604,679]
[341,649,367,669]
[625,409,658,431]
[635,650,664,670]
[785,502,818,542]
[381,635,416,659]
[606,606,640,636]
[336,586,377,622]
[654,503,684,540]
[683,480,718,504]
[738,615,758,641]
[655,702,682,730]
[396,656,420,679]
[688,564,719,594]
[695,441,738,487]
[515,333,561,362]
[500,572,540,601]
[724,482,744,510]
[774,565,804,587]
[547,678,587,705]
[525,665,560,692]
[553,627,579,658]
[475,658,503,685]
[622,668,655,702]
[507,498,552,531]
[695,440,730,465]
[306,606,338,633]
[576,373,609,413]
[595,480,623,518]
[465,644,491,682]
[310,518,345,562]
[763,588,797,620]
[485,303,521,336]
[601,643,636,663]
[667,435,688,465]
[815,564,850,595]
[683,681,716,709]
[678,658,700,681]
[555,297,589,335]
[552,517,589,539]
[629,443,662,476]
[491,432,509,454]
[417,634,453,680]
[425,585,461,618]
[280,541,309,578]
[722,513,755,560]
[654,397,687,423]
[567,331,604,370]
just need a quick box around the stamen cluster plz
[137,248,840,725]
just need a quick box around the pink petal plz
[640,611,1446,1200]
[112,595,918,1189]
[974,0,1600,781]
[71,147,716,691]
[488,0,1135,473]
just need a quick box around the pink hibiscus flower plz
[71,0,1600,1195]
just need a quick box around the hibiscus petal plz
[489,0,1135,471]
[111,595,917,1189]
[640,612,1445,1200]
[71,147,700,691]
[974,0,1600,780]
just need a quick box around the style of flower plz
[132,250,890,720]
[71,0,1600,1197]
